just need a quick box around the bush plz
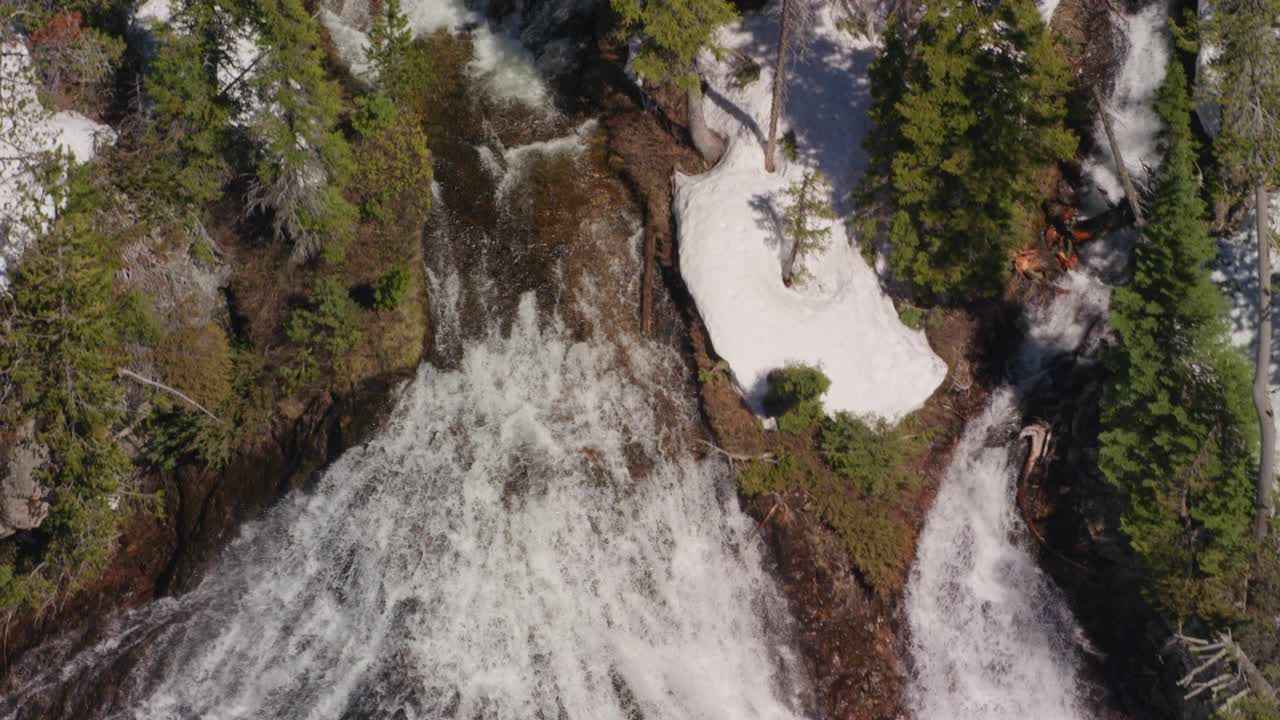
[764,364,830,433]
[154,322,233,408]
[372,263,411,310]
[114,289,161,346]
[820,412,918,497]
[737,449,915,596]
[352,120,433,225]
[899,305,924,331]
[282,275,363,389]
[351,93,399,139]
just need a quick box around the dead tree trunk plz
[765,0,792,173]
[686,81,724,165]
[1253,181,1276,542]
[1091,84,1145,228]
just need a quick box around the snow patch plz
[1,43,114,287]
[673,3,946,421]
[1081,0,1171,210]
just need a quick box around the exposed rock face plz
[0,420,49,539]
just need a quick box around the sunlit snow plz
[673,2,947,421]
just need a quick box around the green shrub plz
[736,448,915,596]
[820,412,918,497]
[351,93,399,139]
[698,359,730,386]
[372,263,412,310]
[282,275,363,389]
[897,306,922,330]
[764,364,829,433]
[352,120,433,225]
[1221,699,1280,720]
[115,289,162,346]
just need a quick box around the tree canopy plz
[864,0,1075,300]
[1100,62,1257,622]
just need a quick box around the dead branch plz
[117,367,223,425]
[696,439,777,464]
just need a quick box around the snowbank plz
[673,4,947,421]
[1212,197,1280,440]
[1081,0,1171,210]
[0,43,114,287]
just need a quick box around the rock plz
[0,419,50,539]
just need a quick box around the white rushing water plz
[905,269,1114,720]
[4,291,808,719]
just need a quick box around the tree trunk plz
[1091,85,1145,228]
[686,82,724,166]
[1253,181,1276,542]
[765,0,792,173]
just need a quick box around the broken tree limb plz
[117,368,223,425]
[696,439,777,464]
[1091,84,1145,228]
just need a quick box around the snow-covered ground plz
[1213,198,1280,441]
[672,3,946,421]
[1080,0,1171,212]
[0,43,114,287]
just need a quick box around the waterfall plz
[905,266,1116,720]
[1,8,810,710]
[2,287,808,719]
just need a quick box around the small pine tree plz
[864,0,1075,299]
[1100,62,1256,623]
[781,170,835,286]
[367,0,414,86]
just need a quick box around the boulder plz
[0,419,49,539]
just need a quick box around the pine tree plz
[864,0,1075,299]
[1203,0,1280,541]
[1100,62,1256,622]
[146,4,237,204]
[367,0,413,87]
[611,0,737,164]
[0,165,132,608]
[781,169,834,285]
[245,0,355,262]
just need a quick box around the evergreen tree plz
[611,0,737,163]
[146,2,238,204]
[864,0,1075,299]
[1100,62,1256,622]
[781,169,834,285]
[245,0,355,262]
[0,165,132,608]
[1203,0,1280,541]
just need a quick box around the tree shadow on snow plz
[726,15,878,217]
[749,191,791,270]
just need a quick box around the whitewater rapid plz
[905,269,1114,720]
[3,288,809,719]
